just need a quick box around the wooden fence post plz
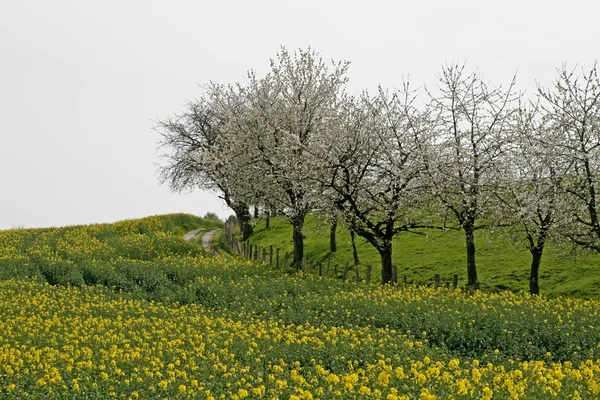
[318,262,322,277]
[366,264,372,283]
[434,274,440,289]
[269,246,273,266]
[452,274,458,289]
[276,248,280,268]
[391,265,398,284]
[302,257,306,273]
[342,262,350,281]
[262,248,267,263]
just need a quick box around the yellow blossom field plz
[1,214,600,398]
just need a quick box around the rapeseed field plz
[1,214,600,398]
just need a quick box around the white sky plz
[1,0,599,229]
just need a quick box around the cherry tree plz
[237,47,349,267]
[424,64,519,287]
[156,84,255,239]
[496,103,569,294]
[538,63,600,252]
[317,86,433,284]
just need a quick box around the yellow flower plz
[378,371,390,386]
[327,373,340,385]
[158,380,169,390]
[301,390,314,400]
[358,386,371,395]
[276,380,288,389]
[482,387,493,400]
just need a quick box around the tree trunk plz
[529,248,543,295]
[330,217,337,253]
[253,206,259,219]
[464,224,478,287]
[350,229,360,265]
[378,241,393,284]
[291,216,305,271]
[234,206,253,241]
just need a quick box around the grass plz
[246,214,600,299]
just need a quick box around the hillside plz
[245,214,600,299]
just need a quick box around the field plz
[246,215,600,299]
[1,214,600,398]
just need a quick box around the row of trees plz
[156,47,600,294]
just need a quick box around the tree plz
[156,84,254,240]
[237,47,350,267]
[424,63,519,287]
[318,86,432,284]
[496,103,568,294]
[538,63,600,252]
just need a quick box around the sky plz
[1,0,599,230]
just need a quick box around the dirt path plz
[183,228,203,242]
[201,230,218,251]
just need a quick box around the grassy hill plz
[246,214,600,299]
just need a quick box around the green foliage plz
[203,211,222,221]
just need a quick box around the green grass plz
[246,214,600,299]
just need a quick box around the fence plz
[221,222,461,288]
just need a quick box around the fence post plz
[342,262,350,281]
[262,248,267,263]
[319,262,322,277]
[327,255,331,277]
[391,265,398,285]
[276,248,280,268]
[452,274,458,289]
[366,264,372,283]
[269,246,273,266]
[434,274,440,289]
[302,257,306,273]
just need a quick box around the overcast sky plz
[1,0,599,230]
